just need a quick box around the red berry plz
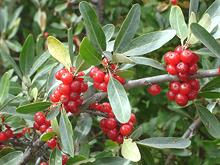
[100,118,107,128]
[104,74,110,84]
[114,75,126,84]
[189,63,198,74]
[170,0,177,5]
[89,67,99,78]
[178,73,189,82]
[106,118,117,130]
[39,125,48,133]
[94,82,100,89]
[81,83,88,92]
[60,95,69,103]
[188,90,198,100]
[166,64,177,75]
[189,79,200,91]
[110,64,117,70]
[116,135,124,144]
[164,52,180,65]
[102,102,112,113]
[179,82,191,95]
[58,84,70,95]
[176,62,189,73]
[93,71,105,83]
[0,132,8,142]
[120,124,132,136]
[50,94,60,103]
[99,83,107,92]
[62,155,69,165]
[147,84,161,96]
[44,32,49,38]
[55,71,62,80]
[175,94,188,106]
[69,92,80,101]
[180,50,194,64]
[66,101,77,111]
[5,129,14,139]
[34,122,40,129]
[174,46,183,54]
[129,113,136,124]
[61,72,73,84]
[166,90,176,101]
[34,113,46,126]
[169,81,180,94]
[191,53,200,64]
[54,90,61,99]
[107,128,118,140]
[47,138,57,149]
[45,120,51,127]
[40,162,48,165]
[75,97,83,106]
[46,127,53,133]
[70,81,81,93]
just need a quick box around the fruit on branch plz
[40,162,48,165]
[47,138,57,149]
[164,46,200,106]
[170,0,177,5]
[147,84,161,96]
[90,102,136,144]
[90,58,125,92]
[50,67,88,114]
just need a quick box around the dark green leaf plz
[130,57,165,70]
[116,70,135,79]
[137,137,191,149]
[197,104,220,138]
[59,110,74,156]
[121,30,176,56]
[103,24,115,42]
[139,145,155,165]
[79,37,101,65]
[0,151,23,165]
[40,132,56,142]
[191,23,220,58]
[107,76,131,123]
[114,4,141,52]
[16,102,51,114]
[94,157,130,165]
[66,155,87,165]
[0,72,10,105]
[199,91,220,99]
[0,147,15,158]
[68,27,74,61]
[19,34,35,76]
[29,51,50,76]
[79,1,106,53]
[201,77,220,91]
[49,148,62,165]
[169,6,188,43]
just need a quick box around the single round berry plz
[70,81,81,93]
[107,128,118,140]
[174,46,183,54]
[46,127,53,133]
[58,84,70,95]
[178,73,189,82]
[60,95,69,103]
[170,0,177,5]
[188,90,198,100]
[99,83,107,92]
[0,132,8,142]
[5,129,14,138]
[55,71,62,80]
[180,50,194,64]
[176,62,189,73]
[40,162,48,165]
[34,122,40,129]
[189,79,200,91]
[116,135,124,144]
[169,81,180,94]
[179,83,191,95]
[191,53,200,64]
[89,67,99,78]
[106,118,117,130]
[66,101,77,111]
[100,118,107,128]
[166,91,176,101]
[165,52,180,65]
[47,138,57,149]
[69,92,80,101]
[147,84,161,96]
[50,94,59,103]
[34,113,46,126]
[175,94,188,106]
[189,63,198,74]
[93,71,105,83]
[120,124,132,136]
[39,125,48,133]
[114,75,126,84]
[129,113,136,124]
[81,83,88,92]
[166,64,177,75]
[61,72,73,84]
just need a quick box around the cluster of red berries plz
[90,102,136,144]
[50,68,88,114]
[40,154,68,165]
[164,46,200,106]
[33,112,58,149]
[89,66,125,92]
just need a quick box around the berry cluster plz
[90,102,136,144]
[50,68,88,114]
[147,84,161,96]
[164,46,200,106]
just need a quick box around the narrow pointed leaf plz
[79,1,106,53]
[59,110,74,156]
[205,0,220,18]
[197,104,220,138]
[16,102,51,114]
[112,53,135,64]
[107,77,131,123]
[103,24,115,42]
[137,137,191,149]
[40,132,56,141]
[0,72,10,105]
[201,77,220,91]
[47,36,72,69]
[0,151,23,165]
[122,30,176,56]
[79,37,101,65]
[19,34,35,75]
[114,4,141,52]
[169,6,188,42]
[94,157,130,165]
[191,23,220,58]
[49,148,62,165]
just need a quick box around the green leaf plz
[40,131,56,142]
[19,34,35,76]
[68,27,74,61]
[112,53,135,64]
[47,36,72,69]
[204,0,220,18]
[202,77,220,91]
[0,147,15,158]
[79,1,106,53]
[189,0,199,16]
[29,51,50,76]
[79,37,101,65]
[197,104,220,138]
[47,105,60,120]
[191,23,220,58]
[121,138,141,162]
[16,102,51,114]
[0,151,23,165]
[139,145,155,165]
[103,24,115,42]
[130,126,143,140]
[0,72,10,105]
[121,30,176,56]
[51,118,60,137]
[130,57,165,70]
[137,137,191,149]
[49,148,62,165]
[169,6,188,43]
[116,70,135,79]
[107,76,131,123]
[114,4,141,52]
[59,110,74,156]
[199,91,220,99]
[94,157,130,165]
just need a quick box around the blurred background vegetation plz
[1,0,220,164]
